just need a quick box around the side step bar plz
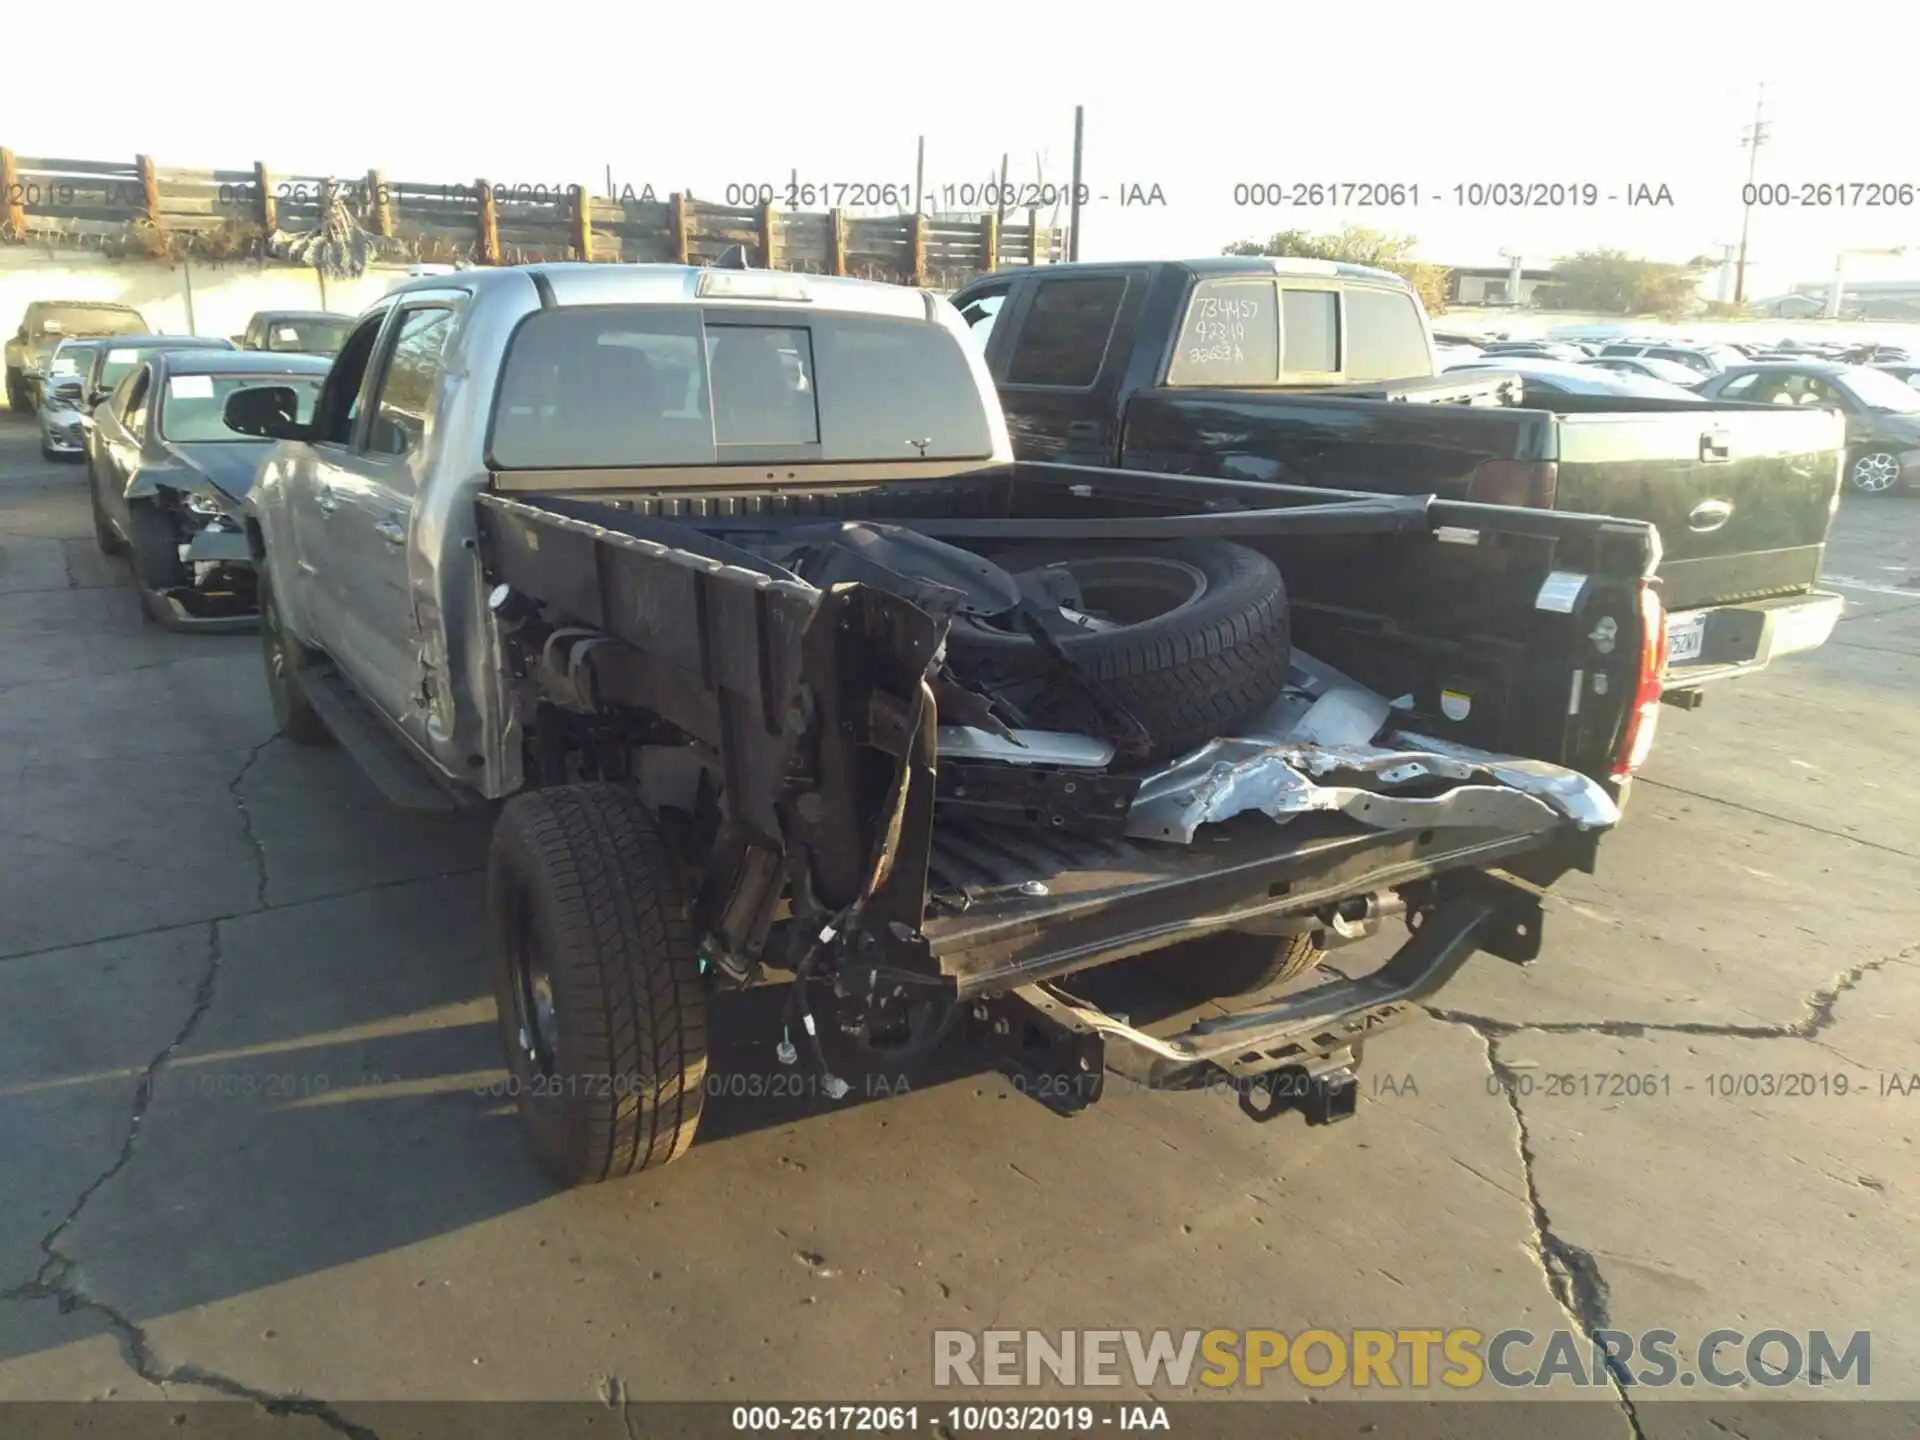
[299,668,483,814]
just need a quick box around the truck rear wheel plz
[1150,930,1322,999]
[488,785,708,1186]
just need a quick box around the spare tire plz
[944,538,1290,761]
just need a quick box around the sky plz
[12,1,1920,297]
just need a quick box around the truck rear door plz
[1550,405,1844,612]
[967,267,1152,464]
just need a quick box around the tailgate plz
[1552,407,1844,611]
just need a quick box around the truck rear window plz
[1343,287,1433,381]
[34,306,144,338]
[490,307,996,469]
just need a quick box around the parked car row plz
[1437,329,1912,375]
[1432,329,1916,495]
[5,300,352,416]
[3,295,357,620]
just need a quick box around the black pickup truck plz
[950,258,1847,697]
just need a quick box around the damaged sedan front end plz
[88,350,330,629]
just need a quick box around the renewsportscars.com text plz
[933,1327,1871,1391]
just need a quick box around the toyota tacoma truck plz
[949,258,1846,700]
[227,260,1664,1187]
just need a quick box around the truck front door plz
[315,300,458,733]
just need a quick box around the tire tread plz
[490,785,706,1184]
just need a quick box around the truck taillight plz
[1611,582,1668,781]
[1466,460,1558,508]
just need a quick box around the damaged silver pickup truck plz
[225,260,1667,1187]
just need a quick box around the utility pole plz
[1713,242,1738,303]
[914,137,925,215]
[1068,106,1084,262]
[1733,82,1769,306]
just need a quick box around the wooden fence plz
[0,150,1066,287]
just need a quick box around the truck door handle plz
[375,518,406,546]
[1066,420,1101,439]
[314,487,340,514]
[1699,430,1732,463]
[1689,498,1734,533]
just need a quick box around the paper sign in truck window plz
[168,375,216,399]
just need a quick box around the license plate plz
[1667,613,1707,665]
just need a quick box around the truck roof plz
[152,349,335,377]
[376,262,941,321]
[26,299,143,312]
[970,256,1415,289]
[249,309,350,322]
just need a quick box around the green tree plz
[1223,225,1450,314]
[1533,250,1713,318]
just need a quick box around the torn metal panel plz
[1125,739,1569,843]
[1389,731,1620,832]
[1122,652,1619,844]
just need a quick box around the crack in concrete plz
[1426,938,1915,1438]
[1426,937,1918,1045]
[0,913,379,1438]
[4,920,225,1299]
[1471,1028,1646,1440]
[1829,638,1920,658]
[0,654,246,700]
[0,865,486,968]
[1635,777,1920,861]
[229,738,277,910]
[600,1375,640,1440]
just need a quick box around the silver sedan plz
[34,338,104,461]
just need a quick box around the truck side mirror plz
[223,384,307,440]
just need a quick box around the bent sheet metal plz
[1123,656,1619,844]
